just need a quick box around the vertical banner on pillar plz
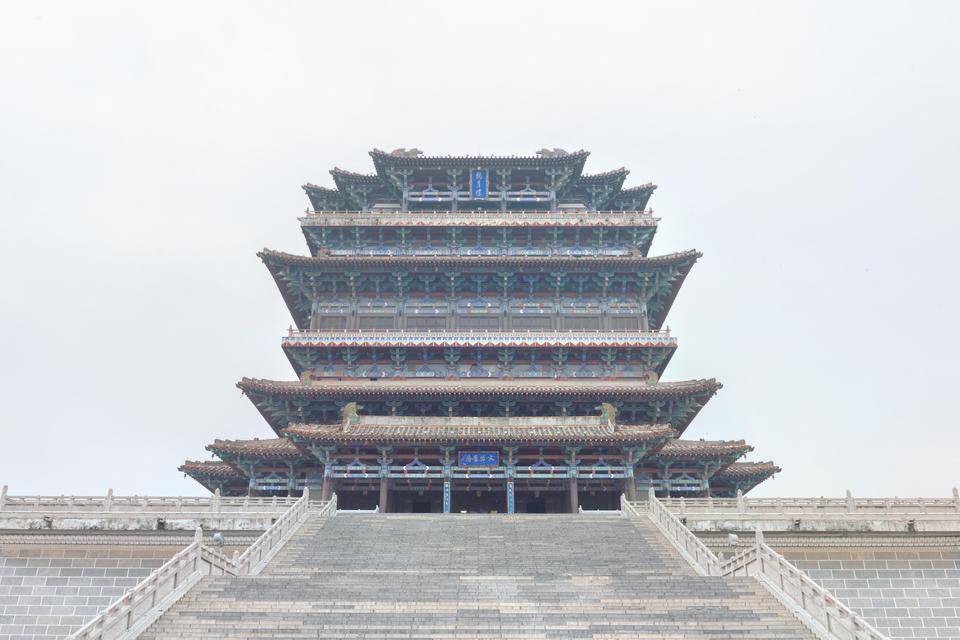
[443,480,451,514]
[507,481,515,514]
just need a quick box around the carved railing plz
[301,209,657,226]
[745,530,887,640]
[661,489,960,516]
[0,486,298,513]
[69,527,208,640]
[623,493,720,576]
[232,491,334,575]
[282,329,674,346]
[622,492,889,640]
[68,492,335,640]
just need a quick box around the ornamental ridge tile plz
[713,461,781,479]
[178,461,244,479]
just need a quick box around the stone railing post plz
[647,486,656,502]
[0,484,7,512]
[736,488,745,513]
[953,487,959,512]
[846,489,855,513]
[194,525,203,544]
[679,496,686,515]
[212,488,221,513]
[104,488,113,512]
[302,486,310,502]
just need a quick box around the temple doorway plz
[451,488,506,514]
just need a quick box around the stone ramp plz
[142,513,814,639]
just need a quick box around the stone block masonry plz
[699,533,960,639]
[783,545,960,639]
[0,533,259,640]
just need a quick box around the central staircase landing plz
[142,512,813,639]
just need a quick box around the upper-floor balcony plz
[281,327,676,348]
[299,209,658,228]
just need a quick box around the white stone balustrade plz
[623,491,888,640]
[68,491,336,640]
[655,488,960,533]
[0,485,303,531]
[0,486,298,512]
[661,488,960,515]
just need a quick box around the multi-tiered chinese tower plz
[181,148,778,512]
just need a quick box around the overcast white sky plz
[1,1,958,498]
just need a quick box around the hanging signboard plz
[458,451,499,467]
[470,168,488,199]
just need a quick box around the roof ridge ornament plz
[389,148,423,158]
[536,148,569,158]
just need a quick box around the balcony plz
[299,209,658,227]
[281,328,676,348]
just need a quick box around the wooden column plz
[379,478,390,513]
[320,475,332,501]
[568,477,579,513]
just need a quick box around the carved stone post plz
[212,488,221,513]
[0,484,6,512]
[736,488,745,513]
[104,488,113,512]
[846,489,855,513]
[953,487,959,512]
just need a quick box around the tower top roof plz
[303,148,655,212]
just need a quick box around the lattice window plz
[357,315,395,330]
[406,316,446,331]
[562,316,600,330]
[315,315,348,331]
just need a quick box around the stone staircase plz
[142,512,814,639]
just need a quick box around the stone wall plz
[700,532,960,639]
[0,532,257,640]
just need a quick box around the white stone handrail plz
[282,329,674,346]
[69,528,207,640]
[624,493,889,640]
[748,531,888,640]
[624,492,721,576]
[662,489,960,515]
[68,492,336,640]
[0,486,298,513]
[232,490,333,575]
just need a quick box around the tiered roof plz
[259,248,701,331]
[283,416,675,446]
[180,148,779,498]
[711,462,781,494]
[303,149,656,211]
[237,377,721,436]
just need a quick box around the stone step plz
[141,513,814,639]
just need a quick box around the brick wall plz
[0,534,256,640]
[781,545,960,639]
[700,533,960,639]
